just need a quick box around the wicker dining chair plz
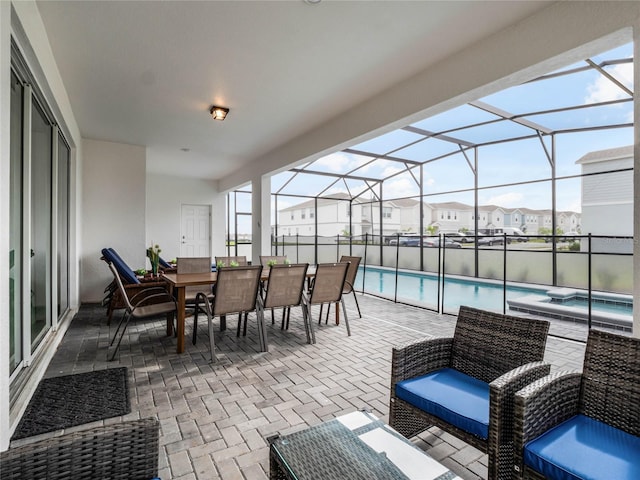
[513,329,640,480]
[193,265,264,359]
[303,262,350,341]
[389,306,550,480]
[107,262,177,361]
[258,263,312,343]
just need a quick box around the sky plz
[233,42,634,234]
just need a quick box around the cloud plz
[584,63,633,103]
[481,192,524,207]
[315,152,369,173]
[383,178,420,199]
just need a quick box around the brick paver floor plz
[26,294,590,479]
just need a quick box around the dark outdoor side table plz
[268,410,460,480]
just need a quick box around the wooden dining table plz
[162,267,323,354]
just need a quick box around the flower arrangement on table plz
[216,260,239,270]
[147,243,162,276]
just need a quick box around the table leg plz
[176,287,186,353]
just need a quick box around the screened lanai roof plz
[271,42,633,203]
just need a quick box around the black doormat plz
[12,367,130,440]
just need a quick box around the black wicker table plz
[269,410,460,480]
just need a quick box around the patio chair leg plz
[340,299,351,336]
[352,291,362,318]
[301,303,312,344]
[109,310,128,347]
[325,303,331,324]
[318,304,324,324]
[285,307,291,330]
[257,309,269,353]
[193,304,199,345]
[236,314,242,337]
[220,315,226,331]
[207,312,216,362]
[108,312,132,361]
[243,312,248,336]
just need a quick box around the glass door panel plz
[57,137,70,317]
[9,71,23,373]
[30,100,52,349]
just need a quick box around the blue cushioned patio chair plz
[101,248,167,323]
[513,329,640,480]
[106,262,177,361]
[389,306,550,480]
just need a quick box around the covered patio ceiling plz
[273,42,633,202]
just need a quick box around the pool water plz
[355,266,544,312]
[355,266,633,316]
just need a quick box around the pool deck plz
[16,294,595,480]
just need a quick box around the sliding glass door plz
[9,71,23,374]
[58,136,70,318]
[30,100,52,349]
[9,43,71,377]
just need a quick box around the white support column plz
[250,174,272,265]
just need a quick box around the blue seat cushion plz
[102,248,140,284]
[395,367,490,439]
[524,414,640,480]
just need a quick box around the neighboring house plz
[277,194,581,238]
[576,145,633,253]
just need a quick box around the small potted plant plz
[267,259,277,267]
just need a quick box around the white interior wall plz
[81,139,146,302]
[1,0,84,451]
[146,172,226,262]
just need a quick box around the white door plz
[180,204,211,257]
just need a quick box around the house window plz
[310,210,314,219]
[346,205,351,217]
[383,207,392,219]
[290,212,294,220]
[447,211,451,220]
[301,211,306,219]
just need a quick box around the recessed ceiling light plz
[180,148,190,152]
[210,105,229,121]
[304,0,322,4]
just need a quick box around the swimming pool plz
[355,266,633,329]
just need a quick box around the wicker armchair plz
[0,417,159,480]
[389,306,550,480]
[513,329,640,480]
